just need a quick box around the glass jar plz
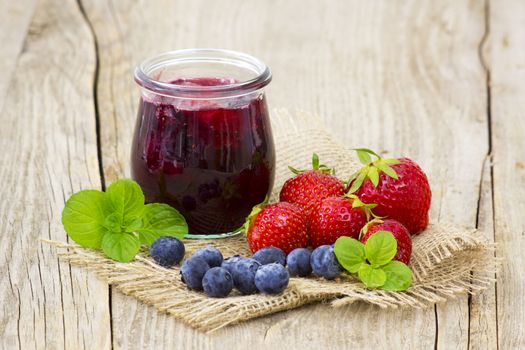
[131,49,275,238]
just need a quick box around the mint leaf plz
[358,263,386,288]
[381,261,413,291]
[136,203,188,246]
[105,179,145,228]
[364,231,397,267]
[103,212,122,233]
[125,217,143,232]
[62,190,108,249]
[334,236,366,273]
[61,179,189,263]
[101,232,140,262]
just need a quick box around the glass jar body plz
[131,50,275,237]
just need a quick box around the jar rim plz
[134,48,272,98]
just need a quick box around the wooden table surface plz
[1,0,523,349]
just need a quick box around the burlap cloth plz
[46,109,498,332]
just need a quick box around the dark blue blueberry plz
[310,245,342,280]
[286,248,312,277]
[192,245,223,267]
[150,236,185,268]
[254,263,289,294]
[180,256,210,291]
[252,246,286,266]
[230,258,261,295]
[221,255,243,274]
[202,267,233,298]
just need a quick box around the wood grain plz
[488,0,525,348]
[5,0,521,348]
[0,0,36,111]
[81,0,491,349]
[468,155,498,350]
[0,0,110,348]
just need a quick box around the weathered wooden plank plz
[83,0,488,349]
[0,0,111,348]
[488,1,525,348]
[332,2,488,348]
[0,0,36,111]
[468,155,498,350]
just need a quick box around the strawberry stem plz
[344,194,378,222]
[288,153,336,175]
[359,218,385,240]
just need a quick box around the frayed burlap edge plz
[44,109,500,332]
[43,229,499,332]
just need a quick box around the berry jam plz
[131,78,275,235]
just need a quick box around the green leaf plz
[125,217,143,233]
[364,231,397,267]
[347,169,367,193]
[288,166,301,174]
[103,212,122,233]
[312,153,320,169]
[367,166,379,187]
[375,162,399,180]
[353,148,381,162]
[101,232,140,262]
[355,149,372,165]
[358,264,387,288]
[105,179,145,229]
[136,203,188,246]
[382,158,401,165]
[61,190,108,249]
[381,261,413,291]
[346,194,377,210]
[334,236,366,273]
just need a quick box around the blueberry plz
[287,248,312,277]
[221,255,243,274]
[180,256,210,290]
[255,263,289,294]
[202,267,233,298]
[150,236,185,268]
[192,245,223,267]
[230,258,261,295]
[310,245,342,280]
[252,246,286,266]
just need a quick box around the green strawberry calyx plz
[288,153,336,175]
[344,193,378,221]
[347,148,401,193]
[243,196,269,234]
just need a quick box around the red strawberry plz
[309,195,376,248]
[245,202,309,254]
[360,219,412,264]
[348,149,431,234]
[279,154,345,217]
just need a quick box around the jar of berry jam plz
[131,49,275,238]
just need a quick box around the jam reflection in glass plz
[131,78,275,235]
